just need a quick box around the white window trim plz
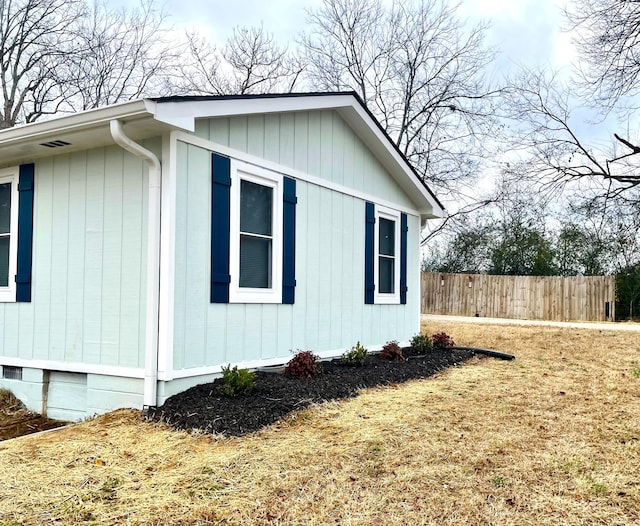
[374,205,401,305]
[229,160,283,304]
[0,167,19,303]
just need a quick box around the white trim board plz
[158,131,178,379]
[173,132,422,218]
[0,357,144,378]
[164,340,411,380]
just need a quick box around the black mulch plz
[147,348,475,437]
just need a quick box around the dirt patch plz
[0,388,67,441]
[0,415,67,441]
[148,348,474,436]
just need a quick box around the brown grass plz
[1,321,639,525]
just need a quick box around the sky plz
[160,0,575,73]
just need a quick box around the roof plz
[0,92,444,219]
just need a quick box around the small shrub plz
[410,333,433,354]
[284,350,322,378]
[341,341,369,366]
[217,365,256,396]
[432,332,455,350]
[380,340,406,361]
[632,368,640,378]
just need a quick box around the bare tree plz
[176,25,305,96]
[62,0,179,111]
[498,0,640,202]
[0,0,83,128]
[0,0,181,127]
[504,69,640,198]
[566,0,640,109]
[301,0,503,193]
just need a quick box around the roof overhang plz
[0,99,174,166]
[0,92,445,220]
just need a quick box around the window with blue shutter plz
[210,153,296,304]
[0,163,33,303]
[366,202,407,305]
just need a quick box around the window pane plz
[240,235,272,288]
[240,180,272,236]
[379,256,394,293]
[0,236,9,287]
[0,183,11,234]
[379,217,395,256]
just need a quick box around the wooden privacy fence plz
[421,272,616,322]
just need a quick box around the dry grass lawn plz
[1,320,639,525]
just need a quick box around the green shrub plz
[284,350,322,378]
[217,365,256,396]
[410,333,433,354]
[380,340,406,361]
[432,332,455,350]
[341,341,369,366]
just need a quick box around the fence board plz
[421,273,616,322]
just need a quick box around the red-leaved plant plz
[432,332,455,350]
[380,340,406,361]
[284,350,322,378]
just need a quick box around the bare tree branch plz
[176,24,306,96]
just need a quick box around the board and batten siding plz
[172,140,420,371]
[0,142,154,369]
[193,110,419,211]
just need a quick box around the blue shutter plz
[400,213,408,305]
[210,153,231,303]
[365,201,375,304]
[16,163,35,303]
[282,177,297,304]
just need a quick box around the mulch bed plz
[147,348,475,437]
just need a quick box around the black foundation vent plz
[2,366,23,381]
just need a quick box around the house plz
[0,92,444,421]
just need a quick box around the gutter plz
[109,119,161,408]
[0,99,155,146]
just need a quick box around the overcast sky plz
[161,0,574,73]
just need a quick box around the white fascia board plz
[0,99,156,146]
[153,94,357,132]
[338,102,445,219]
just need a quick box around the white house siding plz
[0,142,155,370]
[193,110,419,211]
[172,136,421,373]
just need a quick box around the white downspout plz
[110,119,161,408]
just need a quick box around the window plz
[239,180,274,289]
[0,168,19,302]
[229,161,283,303]
[365,202,408,305]
[378,216,396,294]
[374,207,400,304]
